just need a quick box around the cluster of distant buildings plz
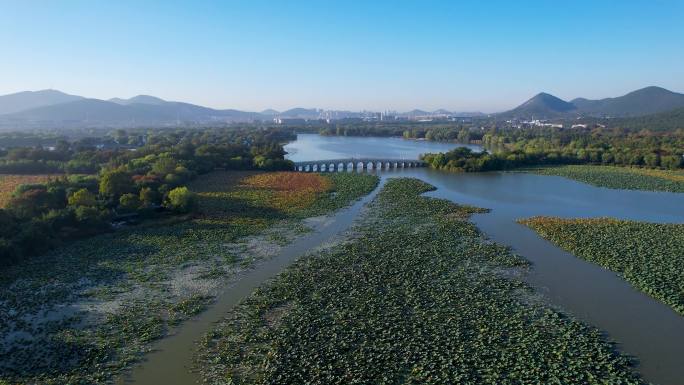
[273,109,476,125]
[505,119,606,130]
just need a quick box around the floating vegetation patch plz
[197,178,644,385]
[520,216,684,315]
[528,165,684,193]
[0,171,378,384]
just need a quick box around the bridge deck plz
[292,158,424,165]
[291,158,426,172]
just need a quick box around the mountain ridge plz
[501,86,684,119]
[0,89,84,115]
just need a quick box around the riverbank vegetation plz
[529,165,684,193]
[420,126,684,192]
[0,170,377,384]
[197,178,643,385]
[422,129,683,173]
[520,217,684,315]
[480,127,683,169]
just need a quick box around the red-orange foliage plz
[0,174,58,207]
[241,172,332,192]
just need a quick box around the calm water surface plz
[284,133,481,161]
[287,134,684,385]
[126,135,684,385]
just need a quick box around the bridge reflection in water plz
[292,158,426,172]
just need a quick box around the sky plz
[1,0,683,113]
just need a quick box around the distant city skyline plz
[1,1,683,113]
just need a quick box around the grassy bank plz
[520,216,684,315]
[0,171,378,384]
[197,178,643,385]
[528,165,684,193]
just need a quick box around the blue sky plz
[1,0,683,112]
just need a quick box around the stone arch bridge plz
[293,158,426,172]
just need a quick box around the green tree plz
[99,169,132,199]
[165,186,196,213]
[457,129,471,143]
[119,193,141,212]
[68,188,97,207]
[644,153,660,168]
[661,155,683,170]
[139,187,160,206]
[74,205,102,222]
[151,156,178,176]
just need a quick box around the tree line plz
[0,127,296,267]
[423,127,684,171]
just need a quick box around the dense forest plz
[313,121,484,141]
[575,107,684,132]
[0,127,296,266]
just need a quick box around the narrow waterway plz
[118,180,385,385]
[384,167,684,385]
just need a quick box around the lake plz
[286,133,684,385]
[283,133,482,161]
[126,134,684,385]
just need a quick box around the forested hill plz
[585,106,684,131]
[500,86,684,119]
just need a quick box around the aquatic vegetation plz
[0,171,378,384]
[0,174,59,207]
[197,178,643,385]
[520,216,684,315]
[528,165,684,192]
[191,171,377,220]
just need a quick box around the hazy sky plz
[1,0,683,112]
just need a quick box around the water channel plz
[124,134,684,385]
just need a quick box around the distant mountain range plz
[1,86,683,128]
[0,91,265,128]
[500,86,684,119]
[0,90,486,128]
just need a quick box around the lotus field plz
[530,165,684,192]
[0,171,378,384]
[520,216,684,315]
[197,178,643,384]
